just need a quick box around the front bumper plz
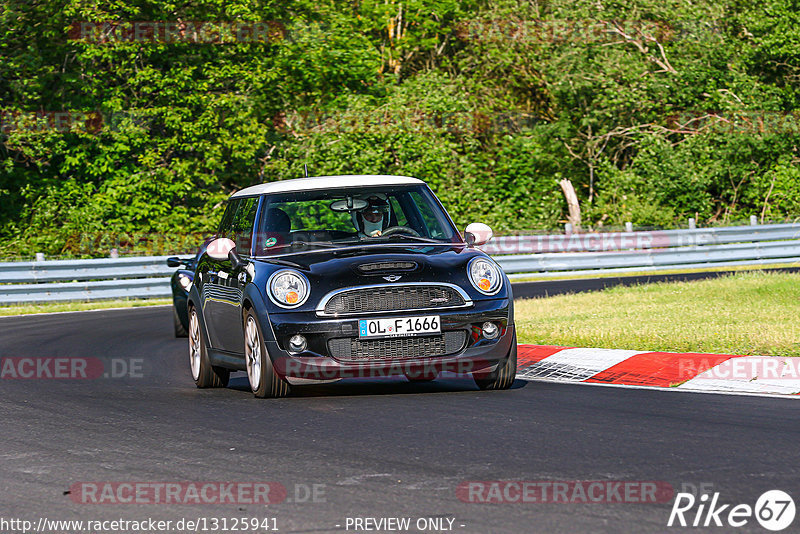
[260,298,514,382]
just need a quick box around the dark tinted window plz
[217,200,240,238]
[230,197,259,255]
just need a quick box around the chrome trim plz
[315,282,473,317]
[267,269,311,309]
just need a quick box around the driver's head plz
[358,195,389,236]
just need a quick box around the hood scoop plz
[357,261,418,274]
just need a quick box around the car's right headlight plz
[268,270,310,308]
[468,257,503,295]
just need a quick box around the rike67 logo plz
[668,490,795,531]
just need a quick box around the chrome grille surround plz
[315,282,472,317]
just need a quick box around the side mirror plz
[166,257,183,268]
[464,223,493,247]
[207,238,236,260]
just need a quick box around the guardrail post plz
[625,222,633,233]
[35,253,45,262]
[750,215,758,226]
[565,223,573,235]
[688,218,696,230]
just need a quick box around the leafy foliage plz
[1,0,799,257]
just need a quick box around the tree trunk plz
[559,179,581,232]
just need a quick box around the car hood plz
[252,244,505,309]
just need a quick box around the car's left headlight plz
[468,257,503,295]
[268,269,310,308]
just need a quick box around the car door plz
[201,198,241,350]
[208,196,259,353]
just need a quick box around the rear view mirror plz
[464,223,493,247]
[330,198,369,212]
[207,238,236,260]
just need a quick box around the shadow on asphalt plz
[225,374,528,398]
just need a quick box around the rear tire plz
[474,332,517,391]
[244,310,290,398]
[173,306,188,338]
[189,306,229,388]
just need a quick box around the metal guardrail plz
[483,223,800,279]
[0,256,176,304]
[1,223,799,303]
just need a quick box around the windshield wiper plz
[376,234,446,244]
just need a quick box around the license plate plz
[359,315,441,338]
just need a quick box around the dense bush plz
[1,0,799,257]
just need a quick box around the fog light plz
[288,334,307,353]
[482,322,499,340]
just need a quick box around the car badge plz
[382,275,402,282]
[264,237,277,248]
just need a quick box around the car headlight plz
[268,269,310,308]
[468,257,502,295]
[177,272,193,291]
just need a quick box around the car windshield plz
[253,185,461,256]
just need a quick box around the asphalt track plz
[2,306,800,533]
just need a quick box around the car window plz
[276,199,354,233]
[254,185,460,255]
[408,191,450,239]
[217,199,240,239]
[230,197,259,255]
[388,196,408,226]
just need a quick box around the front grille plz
[328,331,467,361]
[320,285,466,316]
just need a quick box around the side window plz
[230,197,259,255]
[217,200,240,239]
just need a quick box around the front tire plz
[474,332,517,391]
[244,310,290,398]
[188,306,229,388]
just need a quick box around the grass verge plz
[0,298,172,316]
[509,262,800,282]
[515,271,800,357]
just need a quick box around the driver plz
[354,195,390,237]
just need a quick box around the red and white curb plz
[517,345,800,397]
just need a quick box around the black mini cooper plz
[187,175,516,397]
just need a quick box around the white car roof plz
[230,175,425,198]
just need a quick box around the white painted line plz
[0,304,172,319]
[520,377,800,400]
[677,356,800,395]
